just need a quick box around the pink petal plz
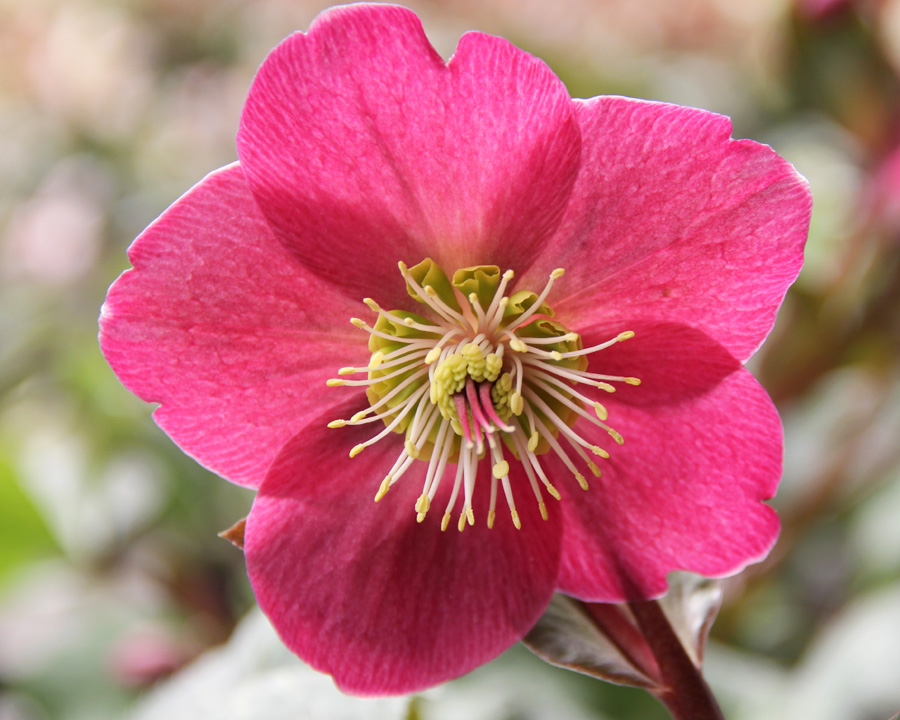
[553,321,782,600]
[523,96,811,363]
[245,405,563,696]
[99,164,366,488]
[236,4,580,305]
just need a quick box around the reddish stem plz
[627,600,725,720]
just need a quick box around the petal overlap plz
[100,164,367,487]
[237,4,581,305]
[523,96,811,362]
[554,322,782,600]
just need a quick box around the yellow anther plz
[415,493,430,514]
[374,476,392,501]
[467,508,475,526]
[351,411,367,422]
[368,351,385,369]
[416,513,426,523]
[468,292,479,304]
[338,366,357,375]
[546,483,561,500]
[625,377,642,385]
[492,461,510,479]
[398,261,408,273]
[551,268,565,279]
[363,298,380,312]
[424,285,438,297]
[575,472,589,491]
[608,429,625,445]
[441,512,451,531]
[509,338,528,353]
[457,513,467,532]
[597,382,615,392]
[350,317,366,328]
[327,419,346,429]
[484,353,502,382]
[549,351,563,361]
[487,509,496,529]
[617,330,635,341]
[404,439,420,459]
[326,378,344,387]
[594,402,608,421]
[349,444,365,458]
[528,431,540,453]
[591,445,610,458]
[503,269,515,281]
[463,342,487,381]
[511,392,525,416]
[511,510,522,529]
[588,461,602,477]
[424,346,442,364]
[539,501,548,521]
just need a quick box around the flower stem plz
[627,600,725,720]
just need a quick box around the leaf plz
[523,595,659,688]
[523,572,722,688]
[657,572,723,668]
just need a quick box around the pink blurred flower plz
[99,3,811,696]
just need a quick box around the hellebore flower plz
[99,3,811,697]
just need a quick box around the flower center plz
[327,259,639,531]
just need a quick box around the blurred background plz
[1,0,899,718]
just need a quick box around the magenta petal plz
[237,4,580,303]
[555,323,781,600]
[99,164,367,488]
[245,410,563,696]
[527,96,811,362]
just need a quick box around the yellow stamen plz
[511,509,522,529]
[374,476,392,502]
[575,472,589,491]
[539,501,548,520]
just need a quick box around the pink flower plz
[100,3,811,697]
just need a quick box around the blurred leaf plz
[128,608,410,720]
[0,459,59,583]
[780,583,900,720]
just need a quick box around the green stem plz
[627,600,725,720]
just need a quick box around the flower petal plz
[236,4,580,305]
[245,404,563,696]
[552,322,782,600]
[99,163,367,488]
[524,96,811,362]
